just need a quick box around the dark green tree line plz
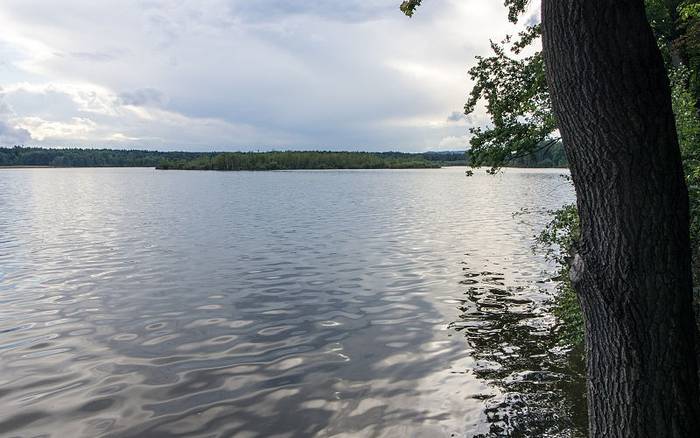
[0,147,471,170]
[158,151,442,170]
[0,146,211,167]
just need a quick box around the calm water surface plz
[0,167,583,437]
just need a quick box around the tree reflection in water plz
[452,260,588,437]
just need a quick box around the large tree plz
[403,0,700,436]
[542,0,700,435]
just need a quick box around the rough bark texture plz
[541,0,700,436]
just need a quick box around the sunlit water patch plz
[0,167,581,437]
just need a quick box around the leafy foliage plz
[403,1,555,171]
[672,66,700,268]
[675,1,700,107]
[466,40,556,172]
[468,140,567,168]
[403,0,699,172]
[399,0,422,17]
[536,203,584,346]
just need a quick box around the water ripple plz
[0,167,578,437]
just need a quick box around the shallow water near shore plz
[0,167,584,437]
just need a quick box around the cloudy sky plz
[0,0,525,152]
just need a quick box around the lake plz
[0,167,584,437]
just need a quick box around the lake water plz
[0,167,584,437]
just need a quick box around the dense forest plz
[160,143,567,170]
[158,151,441,170]
[0,147,209,167]
[0,146,568,170]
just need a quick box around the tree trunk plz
[541,0,700,436]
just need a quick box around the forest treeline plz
[160,143,567,170]
[156,140,568,170]
[0,145,568,170]
[0,147,208,167]
[158,151,442,170]
[0,147,450,169]
[0,141,568,170]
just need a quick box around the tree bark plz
[541,0,700,436]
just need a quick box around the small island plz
[157,151,447,170]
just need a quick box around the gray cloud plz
[54,48,130,63]
[0,0,514,150]
[447,111,466,122]
[0,120,32,145]
[119,88,166,107]
[0,92,31,145]
[226,0,397,23]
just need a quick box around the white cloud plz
[16,116,96,141]
[438,134,470,150]
[0,0,517,150]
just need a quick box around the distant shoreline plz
[0,165,53,169]
[1,147,466,170]
[0,146,568,170]
[0,166,158,169]
[0,165,570,171]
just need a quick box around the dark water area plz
[0,167,583,437]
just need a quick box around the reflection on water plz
[0,167,582,437]
[455,262,587,437]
